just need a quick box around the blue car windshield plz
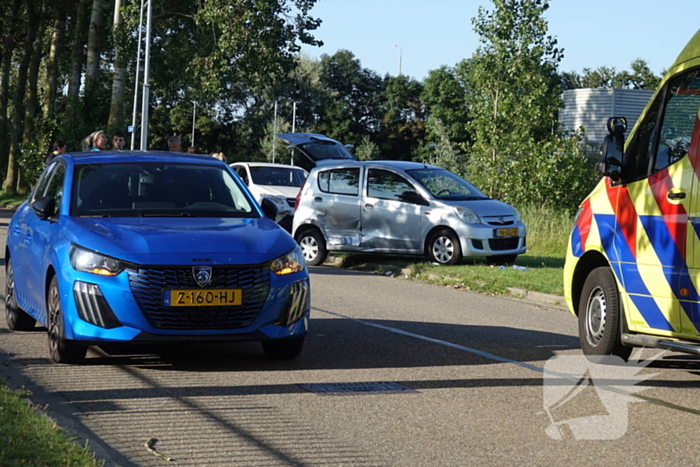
[71,162,256,218]
[406,168,489,200]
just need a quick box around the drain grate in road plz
[300,381,418,395]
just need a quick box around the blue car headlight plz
[270,246,306,276]
[454,207,481,224]
[70,245,124,276]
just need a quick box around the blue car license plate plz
[164,289,242,307]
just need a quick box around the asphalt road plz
[1,208,700,466]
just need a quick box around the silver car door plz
[314,167,362,247]
[361,168,423,252]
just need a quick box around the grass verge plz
[0,192,28,209]
[334,204,573,298]
[0,382,103,466]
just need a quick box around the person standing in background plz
[168,136,182,152]
[112,131,126,150]
[46,140,66,164]
[82,130,107,151]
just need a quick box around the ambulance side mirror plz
[598,117,627,181]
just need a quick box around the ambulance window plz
[625,68,700,180]
[624,93,662,181]
[653,71,700,172]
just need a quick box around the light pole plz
[394,44,402,76]
[139,0,152,150]
[191,101,197,149]
[272,100,278,163]
[130,0,145,150]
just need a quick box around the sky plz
[299,0,700,81]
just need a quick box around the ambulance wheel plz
[578,267,632,360]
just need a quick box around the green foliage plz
[260,118,293,164]
[422,65,471,147]
[315,50,384,147]
[416,118,467,177]
[565,58,662,90]
[379,75,426,159]
[355,135,380,161]
[464,0,595,212]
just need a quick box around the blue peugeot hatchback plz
[5,151,310,363]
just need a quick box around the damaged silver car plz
[292,160,527,266]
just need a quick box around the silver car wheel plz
[432,236,454,263]
[299,235,319,262]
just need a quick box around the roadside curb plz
[326,257,567,308]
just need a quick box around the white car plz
[230,162,308,232]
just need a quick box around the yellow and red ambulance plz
[564,29,700,358]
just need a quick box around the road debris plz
[145,438,173,462]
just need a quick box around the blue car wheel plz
[5,258,36,331]
[47,276,87,364]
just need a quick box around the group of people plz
[46,130,127,164]
[46,132,226,164]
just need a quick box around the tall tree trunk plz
[43,14,66,119]
[4,1,39,194]
[108,0,127,131]
[83,0,105,129]
[19,2,46,192]
[65,0,90,129]
[0,0,22,175]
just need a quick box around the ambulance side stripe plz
[570,199,592,257]
[638,215,686,268]
[596,214,674,331]
[628,295,675,331]
[606,182,637,259]
[647,168,688,263]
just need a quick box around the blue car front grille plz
[127,266,270,330]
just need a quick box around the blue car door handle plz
[314,196,323,202]
[364,203,374,209]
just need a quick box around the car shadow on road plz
[79,316,580,372]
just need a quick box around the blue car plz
[5,151,310,363]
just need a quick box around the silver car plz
[292,160,527,266]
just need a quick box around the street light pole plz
[129,0,145,150]
[139,0,152,150]
[272,100,278,163]
[394,45,402,76]
[191,102,196,149]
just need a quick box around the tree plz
[464,0,593,211]
[379,74,426,160]
[422,64,471,149]
[316,50,384,147]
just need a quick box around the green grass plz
[335,204,574,297]
[0,192,28,209]
[0,382,103,466]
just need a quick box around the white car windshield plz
[72,162,255,217]
[407,168,489,200]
